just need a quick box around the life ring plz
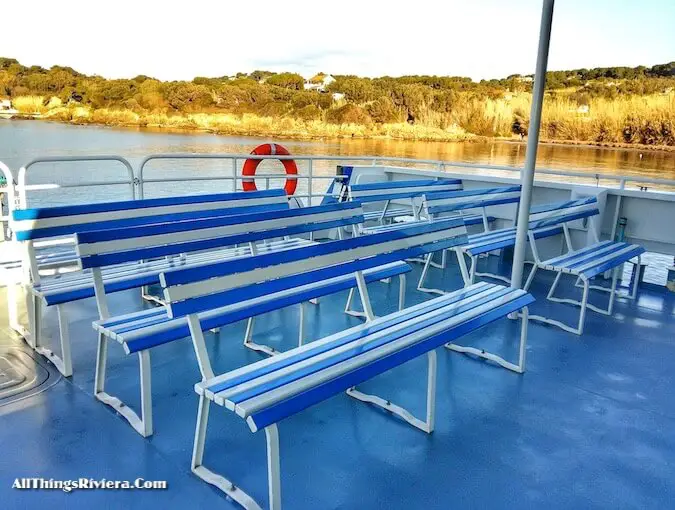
[242,143,298,195]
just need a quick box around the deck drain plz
[0,348,60,406]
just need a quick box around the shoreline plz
[7,115,675,153]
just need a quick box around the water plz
[1,120,674,207]
[0,120,672,284]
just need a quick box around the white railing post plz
[308,159,314,206]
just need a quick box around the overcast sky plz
[3,0,674,81]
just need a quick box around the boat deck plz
[1,255,675,509]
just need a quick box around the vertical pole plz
[510,0,555,289]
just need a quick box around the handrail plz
[0,160,15,240]
[9,152,674,216]
[138,152,675,190]
[17,155,135,208]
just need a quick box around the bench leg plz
[523,264,538,291]
[190,395,270,510]
[346,350,437,433]
[456,250,471,287]
[94,333,154,437]
[298,303,305,347]
[243,317,280,357]
[23,289,38,349]
[265,424,282,510]
[35,303,73,377]
[529,272,590,335]
[6,276,30,339]
[446,306,529,373]
[417,252,447,296]
[469,256,477,284]
[398,273,406,311]
[344,284,377,321]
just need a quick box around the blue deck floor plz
[1,255,675,509]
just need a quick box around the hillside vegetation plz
[1,57,674,146]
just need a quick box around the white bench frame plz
[163,221,530,510]
[85,204,409,437]
[524,220,642,335]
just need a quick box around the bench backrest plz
[12,189,289,242]
[423,186,522,217]
[527,196,599,231]
[348,178,463,204]
[76,202,365,270]
[160,218,469,320]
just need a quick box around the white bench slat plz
[196,283,532,432]
[162,220,468,308]
[13,190,288,241]
[95,262,409,353]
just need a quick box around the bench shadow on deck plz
[1,257,675,509]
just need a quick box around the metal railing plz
[17,155,135,209]
[1,153,673,238]
[0,160,15,240]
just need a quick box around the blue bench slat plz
[15,203,289,241]
[167,232,468,318]
[566,242,632,270]
[247,292,534,431]
[227,287,516,405]
[350,179,461,191]
[77,201,362,245]
[12,189,286,221]
[428,196,520,215]
[424,186,521,201]
[542,240,614,267]
[465,226,562,256]
[99,307,168,329]
[162,218,467,288]
[80,215,361,269]
[43,272,160,306]
[529,196,596,215]
[122,263,412,353]
[204,283,494,395]
[582,246,645,279]
[528,210,597,230]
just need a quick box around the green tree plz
[265,72,304,90]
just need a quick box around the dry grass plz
[12,96,47,114]
[11,91,675,146]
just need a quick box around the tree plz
[366,96,399,123]
[265,73,304,90]
[163,82,213,110]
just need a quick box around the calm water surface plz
[0,120,673,283]
[1,120,673,207]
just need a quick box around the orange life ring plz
[242,143,298,196]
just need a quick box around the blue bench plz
[159,219,533,509]
[348,178,463,223]
[523,196,645,335]
[82,203,410,437]
[361,186,520,294]
[448,191,566,287]
[10,190,290,375]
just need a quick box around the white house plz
[304,74,336,92]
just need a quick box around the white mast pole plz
[511,0,555,289]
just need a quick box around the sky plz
[3,0,674,81]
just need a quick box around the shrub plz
[325,104,372,125]
[295,104,322,121]
[366,96,400,123]
[265,73,304,90]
